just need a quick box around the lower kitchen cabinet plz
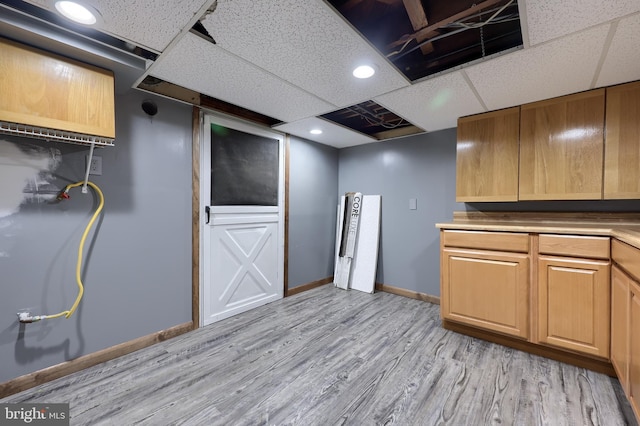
[441,248,529,338]
[611,238,640,420]
[611,265,630,392]
[439,225,640,423]
[609,267,640,420]
[537,255,610,358]
[630,280,640,418]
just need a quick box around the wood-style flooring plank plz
[1,285,635,426]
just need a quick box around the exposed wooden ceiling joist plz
[402,0,434,54]
[388,0,505,50]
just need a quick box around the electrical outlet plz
[86,155,102,175]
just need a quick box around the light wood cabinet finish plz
[611,265,630,394]
[0,37,115,138]
[442,230,529,252]
[538,255,610,357]
[539,234,610,259]
[519,90,605,200]
[442,248,529,338]
[456,107,520,202]
[630,279,640,419]
[612,239,640,281]
[605,81,640,199]
[611,239,640,419]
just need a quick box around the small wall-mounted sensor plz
[141,100,158,116]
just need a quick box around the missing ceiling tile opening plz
[326,0,523,82]
[321,101,423,140]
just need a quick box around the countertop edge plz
[435,222,640,251]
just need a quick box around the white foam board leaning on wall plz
[334,192,361,289]
[333,194,381,293]
[350,195,381,293]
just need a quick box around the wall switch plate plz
[87,155,102,175]
[409,198,417,210]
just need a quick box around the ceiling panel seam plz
[132,0,218,89]
[590,21,619,89]
[151,33,340,117]
[516,0,530,48]
[373,97,427,133]
[460,70,488,112]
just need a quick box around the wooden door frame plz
[191,106,290,328]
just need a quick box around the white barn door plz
[201,113,284,326]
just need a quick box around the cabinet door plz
[538,256,610,357]
[456,107,520,202]
[611,265,630,394]
[442,248,529,338]
[604,81,640,199]
[630,280,640,419]
[0,38,115,138]
[519,89,605,200]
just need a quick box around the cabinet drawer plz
[538,234,609,259]
[443,230,529,252]
[612,239,640,281]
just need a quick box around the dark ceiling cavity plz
[327,0,523,82]
[321,101,423,140]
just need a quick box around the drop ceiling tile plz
[274,118,376,149]
[149,33,336,122]
[524,0,640,46]
[24,0,211,52]
[202,0,410,108]
[465,24,609,111]
[374,71,485,132]
[596,13,640,87]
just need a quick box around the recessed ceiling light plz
[353,65,375,79]
[310,129,323,135]
[54,1,99,25]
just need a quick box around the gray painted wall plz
[0,90,192,384]
[338,128,462,297]
[288,136,339,288]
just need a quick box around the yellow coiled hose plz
[45,181,104,320]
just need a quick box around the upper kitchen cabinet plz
[0,37,115,143]
[456,107,520,202]
[519,89,605,200]
[604,81,640,199]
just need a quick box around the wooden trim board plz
[284,135,290,297]
[192,106,201,328]
[286,277,333,297]
[375,282,440,305]
[0,322,193,399]
[443,319,616,377]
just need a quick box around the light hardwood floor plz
[1,285,636,425]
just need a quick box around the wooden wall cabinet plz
[519,90,606,200]
[455,81,640,202]
[441,230,529,338]
[456,107,520,202]
[0,37,115,139]
[604,81,640,199]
